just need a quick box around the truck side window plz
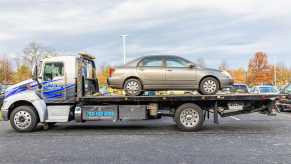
[43,62,64,81]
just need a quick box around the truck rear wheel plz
[10,106,38,132]
[174,103,204,131]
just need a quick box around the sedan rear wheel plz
[124,78,143,96]
[199,77,219,95]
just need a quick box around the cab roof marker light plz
[79,52,95,60]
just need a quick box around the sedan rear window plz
[141,58,163,67]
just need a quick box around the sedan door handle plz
[167,69,172,71]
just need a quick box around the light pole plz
[120,35,128,64]
[274,56,277,86]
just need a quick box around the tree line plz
[227,52,291,86]
[0,42,58,84]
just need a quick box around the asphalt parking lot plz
[1,112,291,164]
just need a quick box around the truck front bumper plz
[1,110,8,121]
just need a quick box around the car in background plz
[0,84,13,95]
[281,83,291,94]
[230,83,249,93]
[251,85,280,94]
[277,83,291,112]
[108,55,233,96]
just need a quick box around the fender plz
[1,90,47,122]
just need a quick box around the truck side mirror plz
[32,65,38,81]
[32,65,42,89]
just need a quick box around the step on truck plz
[0,53,279,132]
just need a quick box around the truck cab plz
[35,53,98,103]
[1,53,98,131]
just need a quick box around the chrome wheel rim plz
[14,111,32,129]
[203,80,217,94]
[180,108,199,128]
[126,80,140,94]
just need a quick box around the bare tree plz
[22,42,58,67]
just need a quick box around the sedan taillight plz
[109,67,115,77]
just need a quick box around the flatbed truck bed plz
[59,94,278,132]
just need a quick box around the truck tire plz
[199,77,219,95]
[10,105,39,132]
[124,78,143,96]
[174,103,204,132]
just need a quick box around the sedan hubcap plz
[14,111,32,129]
[126,81,140,94]
[180,108,199,128]
[203,80,217,94]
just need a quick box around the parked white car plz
[251,85,280,94]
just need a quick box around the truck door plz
[41,62,67,103]
[81,59,98,96]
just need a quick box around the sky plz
[0,0,291,69]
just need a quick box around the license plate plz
[228,103,244,110]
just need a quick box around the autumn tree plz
[274,63,291,85]
[229,68,247,84]
[13,64,31,83]
[247,52,273,85]
[0,56,14,84]
[97,64,112,87]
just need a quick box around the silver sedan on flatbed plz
[108,55,233,96]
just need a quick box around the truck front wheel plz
[174,103,204,132]
[10,106,38,132]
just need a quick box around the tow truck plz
[0,53,279,132]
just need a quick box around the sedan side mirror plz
[187,63,195,68]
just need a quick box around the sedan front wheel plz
[199,77,219,95]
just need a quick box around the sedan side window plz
[141,58,163,67]
[166,58,188,68]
